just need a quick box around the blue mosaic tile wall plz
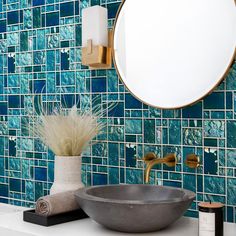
[0,0,236,223]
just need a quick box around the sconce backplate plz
[82,30,113,69]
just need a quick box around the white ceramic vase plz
[50,156,84,195]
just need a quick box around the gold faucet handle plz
[164,153,177,167]
[185,154,200,168]
[143,152,157,162]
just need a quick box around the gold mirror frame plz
[112,0,236,110]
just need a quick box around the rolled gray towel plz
[35,191,80,216]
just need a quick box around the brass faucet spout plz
[144,153,177,184]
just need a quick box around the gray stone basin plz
[75,184,195,233]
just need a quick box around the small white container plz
[198,202,224,236]
[50,156,84,195]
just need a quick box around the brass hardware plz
[82,30,113,69]
[87,39,92,54]
[185,154,200,169]
[143,152,156,162]
[144,153,177,184]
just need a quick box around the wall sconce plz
[82,6,112,69]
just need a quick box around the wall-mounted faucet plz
[143,152,177,184]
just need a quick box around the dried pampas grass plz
[32,105,104,156]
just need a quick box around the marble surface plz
[0,212,235,236]
[0,203,28,215]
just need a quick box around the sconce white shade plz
[82,6,108,47]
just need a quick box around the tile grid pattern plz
[0,0,235,222]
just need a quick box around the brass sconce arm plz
[82,30,113,69]
[143,153,177,184]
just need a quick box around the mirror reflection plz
[113,0,236,109]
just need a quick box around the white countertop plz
[0,212,235,236]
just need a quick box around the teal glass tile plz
[108,167,119,184]
[108,143,119,166]
[60,25,74,40]
[183,128,202,146]
[163,180,181,188]
[226,64,236,90]
[107,2,120,19]
[46,50,55,71]
[33,0,45,7]
[227,121,236,148]
[35,182,43,201]
[169,119,181,145]
[0,0,235,223]
[204,120,225,138]
[9,140,16,157]
[47,34,59,49]
[108,102,124,117]
[204,138,217,147]
[227,150,236,167]
[91,0,100,6]
[227,178,236,205]
[60,2,74,17]
[23,9,32,29]
[125,144,136,167]
[125,119,142,134]
[61,94,79,108]
[182,103,202,118]
[204,176,225,194]
[0,184,9,197]
[0,20,6,33]
[8,54,15,73]
[211,111,225,119]
[107,70,118,92]
[7,11,19,25]
[197,175,203,192]
[33,7,41,28]
[61,49,70,70]
[35,167,47,181]
[9,116,20,129]
[227,206,233,223]
[92,77,107,93]
[170,172,181,181]
[46,12,59,27]
[125,94,142,109]
[144,119,155,143]
[75,27,82,48]
[185,210,198,218]
[8,95,20,108]
[8,32,19,46]
[34,51,45,64]
[0,158,4,176]
[226,92,232,109]
[9,178,21,192]
[93,173,107,185]
[162,128,168,144]
[204,92,225,109]
[204,149,217,175]
[20,31,28,51]
[9,158,20,171]
[189,120,202,127]
[61,41,69,48]
[126,168,143,184]
[37,30,45,49]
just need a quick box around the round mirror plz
[113,0,236,109]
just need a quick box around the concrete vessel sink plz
[75,184,195,233]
